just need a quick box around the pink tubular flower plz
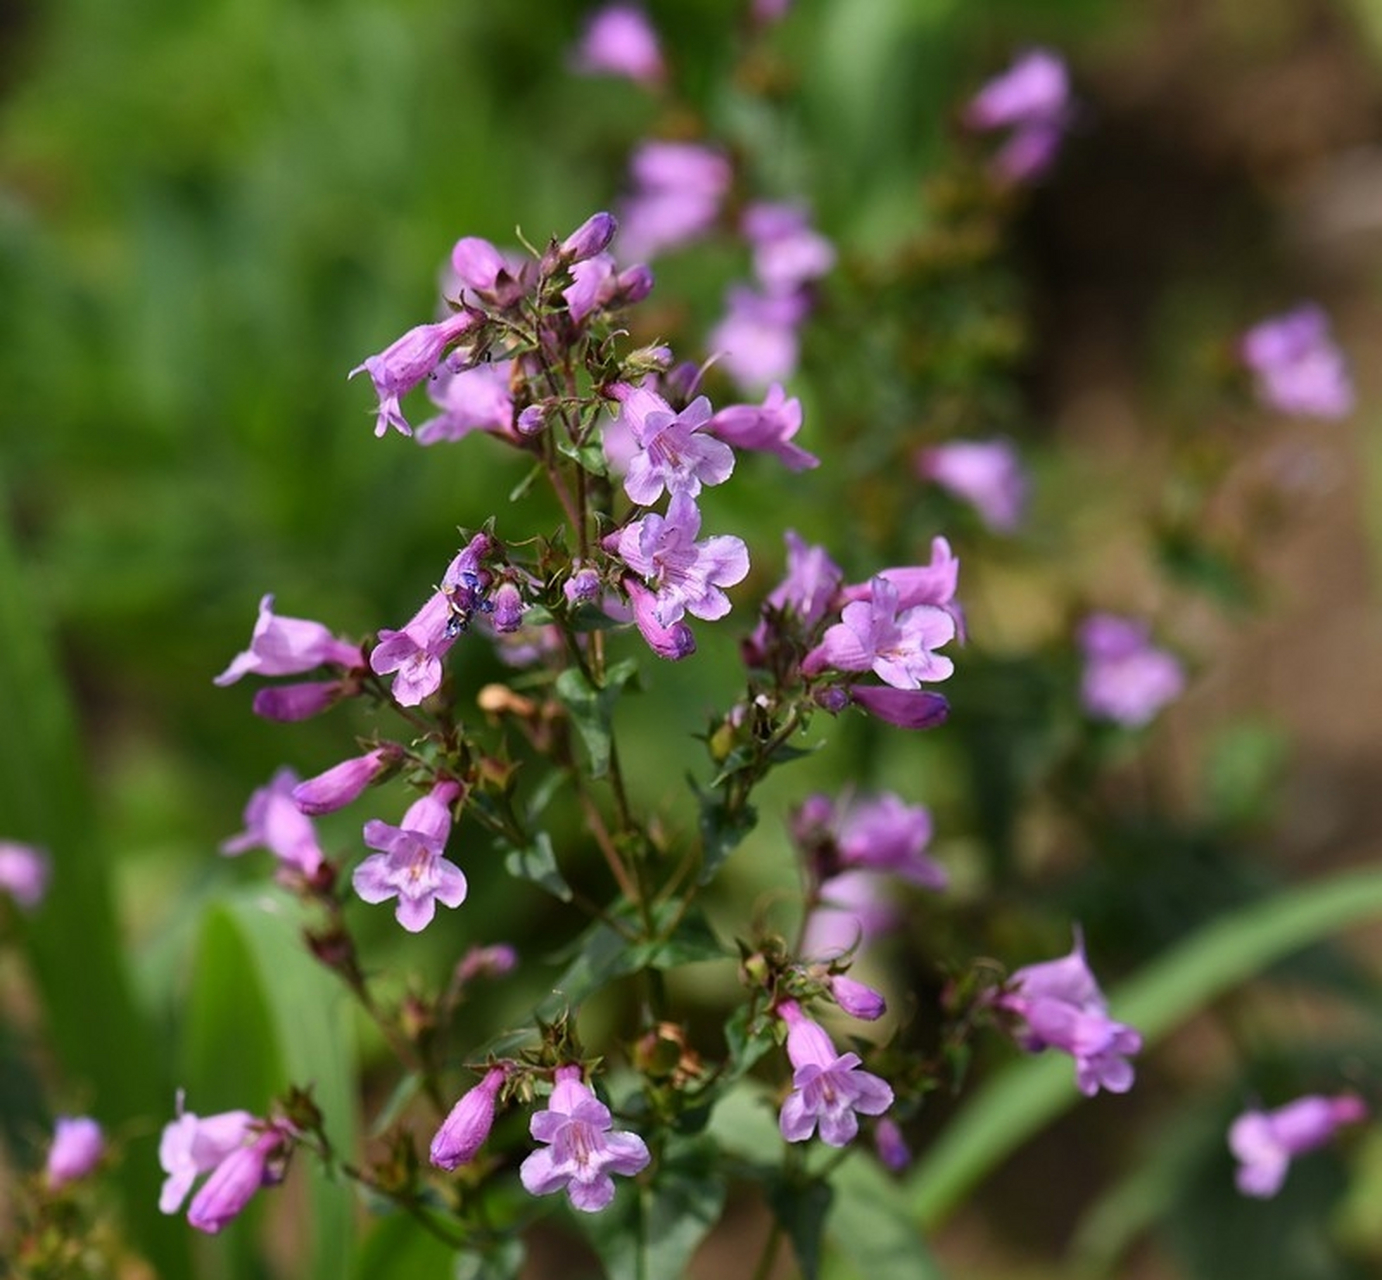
[353,781,467,932]
[1078,613,1184,728]
[350,310,478,437]
[158,1103,257,1214]
[835,792,946,889]
[619,141,732,262]
[519,1066,651,1212]
[571,4,665,86]
[45,1116,105,1190]
[292,747,397,816]
[622,577,697,660]
[415,360,516,445]
[707,384,817,471]
[214,595,364,687]
[994,931,1141,1096]
[801,870,901,959]
[874,1118,911,1172]
[804,576,956,689]
[707,285,807,392]
[221,768,326,877]
[1229,1094,1367,1198]
[621,388,736,504]
[251,681,343,723]
[840,536,959,613]
[612,490,749,627]
[917,439,1027,533]
[187,1127,288,1235]
[456,943,518,985]
[1240,305,1354,420]
[776,1001,893,1147]
[742,202,835,295]
[0,841,50,910]
[964,49,1071,184]
[371,537,492,707]
[846,684,950,730]
[829,974,886,1021]
[430,1067,507,1170]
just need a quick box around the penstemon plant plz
[5,5,1377,1279]
[185,201,1012,1274]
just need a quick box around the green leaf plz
[721,1003,778,1084]
[187,893,359,1280]
[504,830,573,902]
[555,659,639,780]
[825,1155,945,1280]
[767,1175,833,1280]
[539,903,729,1019]
[697,796,758,886]
[582,1137,726,1280]
[908,865,1382,1229]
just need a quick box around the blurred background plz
[2,0,1382,1276]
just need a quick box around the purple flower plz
[371,591,458,707]
[1240,305,1354,419]
[292,747,397,816]
[707,384,818,471]
[846,684,950,730]
[834,792,946,889]
[0,841,50,910]
[1229,1094,1367,1198]
[187,1127,287,1235]
[994,931,1142,1096]
[571,4,665,85]
[489,582,526,633]
[621,577,697,659]
[519,1066,650,1212]
[621,388,736,505]
[839,536,960,613]
[829,974,887,1021]
[1078,613,1184,728]
[561,253,653,323]
[803,576,956,689]
[353,780,467,932]
[45,1116,104,1190]
[742,202,835,294]
[752,0,792,22]
[559,211,619,264]
[158,1102,256,1214]
[415,360,515,445]
[766,531,843,630]
[215,595,363,687]
[619,141,732,261]
[965,49,1069,132]
[456,942,518,985]
[564,565,603,606]
[431,1067,508,1170]
[874,1118,911,1172]
[801,870,901,959]
[450,237,513,294]
[707,285,807,391]
[965,49,1071,184]
[371,537,492,706]
[350,310,478,437]
[917,439,1027,533]
[776,1000,893,1147]
[221,768,326,877]
[612,490,749,627]
[251,681,343,722]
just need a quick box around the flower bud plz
[430,1067,507,1170]
[829,973,887,1021]
[516,404,547,436]
[560,212,617,263]
[252,681,342,722]
[490,583,526,633]
[292,747,397,815]
[45,1116,105,1189]
[187,1129,286,1234]
[0,841,50,910]
[874,1118,911,1171]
